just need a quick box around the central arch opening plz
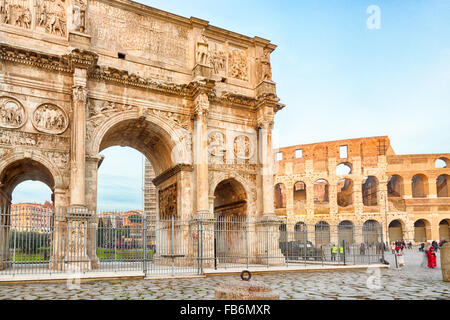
[96,117,180,270]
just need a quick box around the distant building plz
[10,202,53,233]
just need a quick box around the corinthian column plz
[193,92,210,219]
[70,84,88,208]
[258,120,275,217]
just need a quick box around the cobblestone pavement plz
[0,251,448,300]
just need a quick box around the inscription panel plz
[88,0,190,67]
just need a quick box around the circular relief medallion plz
[0,97,27,129]
[32,103,69,135]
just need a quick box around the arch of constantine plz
[0,0,284,271]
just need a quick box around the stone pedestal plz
[215,279,279,300]
[193,64,213,79]
[63,208,93,272]
[441,243,450,282]
[255,215,285,266]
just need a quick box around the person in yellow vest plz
[331,244,338,261]
[339,246,345,261]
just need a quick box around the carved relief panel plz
[208,42,226,76]
[0,0,32,29]
[208,130,226,164]
[159,183,177,218]
[36,0,67,37]
[228,48,248,81]
[0,96,26,129]
[234,135,251,164]
[32,103,69,135]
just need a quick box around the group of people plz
[391,240,409,254]
[330,244,345,261]
[391,239,449,269]
[419,240,448,252]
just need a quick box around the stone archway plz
[389,219,404,242]
[89,113,192,216]
[0,154,65,271]
[338,220,354,245]
[439,219,450,241]
[414,219,431,243]
[213,178,248,264]
[89,114,194,268]
[315,221,330,247]
[363,220,381,245]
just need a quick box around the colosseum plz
[273,136,450,245]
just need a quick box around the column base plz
[63,207,94,272]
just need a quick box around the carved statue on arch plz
[72,0,87,33]
[196,28,210,66]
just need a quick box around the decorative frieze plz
[0,44,71,73]
[0,129,69,149]
[43,150,69,168]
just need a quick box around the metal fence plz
[0,207,385,277]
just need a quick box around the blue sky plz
[12,1,450,210]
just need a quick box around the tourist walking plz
[420,242,425,252]
[432,241,439,252]
[391,242,396,254]
[360,243,365,255]
[427,246,437,268]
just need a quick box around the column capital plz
[194,92,209,121]
[256,120,274,131]
[72,85,88,104]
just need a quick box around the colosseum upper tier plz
[274,136,450,244]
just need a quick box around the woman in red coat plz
[427,246,437,268]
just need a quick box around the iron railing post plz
[343,239,346,266]
[266,223,269,268]
[245,221,248,269]
[171,214,175,277]
[200,219,204,275]
[380,224,385,264]
[143,213,147,276]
